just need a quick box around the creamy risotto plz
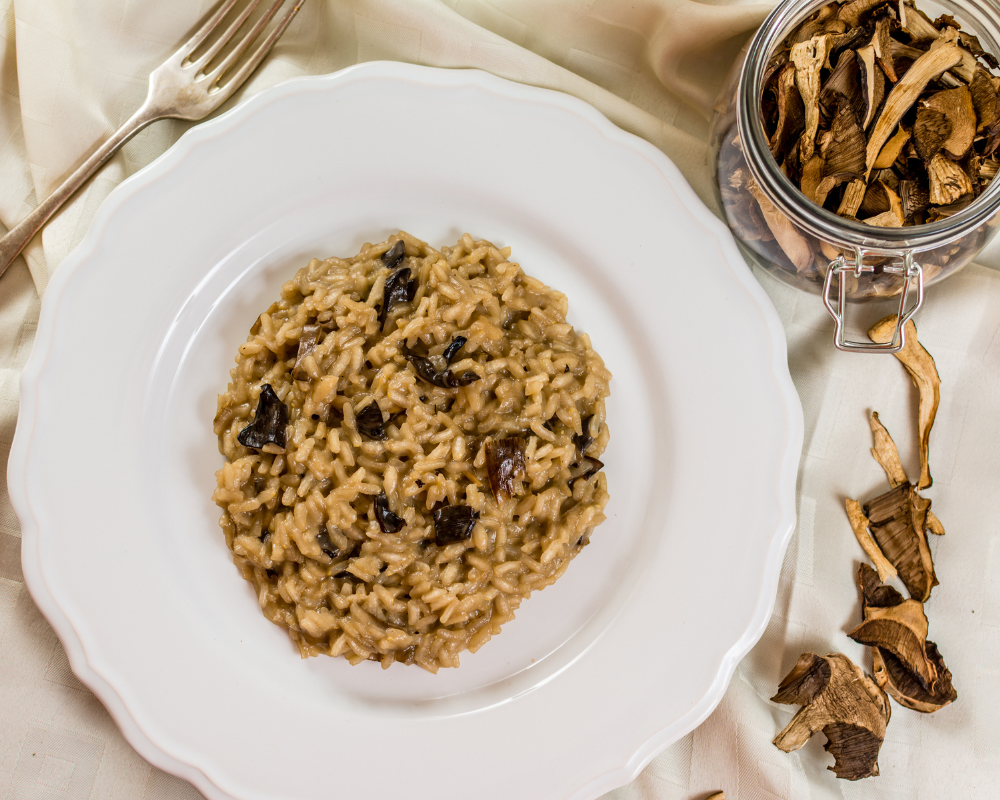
[212,232,611,672]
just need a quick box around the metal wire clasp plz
[822,247,923,353]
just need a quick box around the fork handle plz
[0,105,161,282]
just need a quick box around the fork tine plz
[211,0,304,96]
[206,0,288,84]
[179,0,243,57]
[192,0,263,68]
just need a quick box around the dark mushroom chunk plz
[441,335,467,364]
[433,505,480,545]
[259,528,271,542]
[292,324,321,381]
[574,415,596,456]
[568,456,605,489]
[381,239,406,269]
[378,267,418,327]
[374,493,404,533]
[237,384,288,450]
[485,436,527,503]
[316,525,340,560]
[405,352,480,389]
[253,476,267,493]
[501,309,529,330]
[355,402,387,440]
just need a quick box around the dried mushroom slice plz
[926,508,946,535]
[913,106,952,161]
[772,652,890,780]
[865,44,962,175]
[923,87,977,158]
[747,176,813,270]
[927,152,975,203]
[855,564,957,712]
[824,95,867,176]
[856,44,884,131]
[872,14,898,83]
[846,497,898,582]
[792,34,833,162]
[863,481,937,601]
[900,1,940,43]
[970,68,999,132]
[872,125,911,169]
[872,640,957,712]
[869,411,907,488]
[820,50,861,116]
[868,316,940,490]
[770,63,806,157]
[849,591,937,691]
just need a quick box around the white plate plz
[10,63,802,800]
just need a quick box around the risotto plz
[212,232,611,672]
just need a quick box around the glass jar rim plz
[737,0,1000,253]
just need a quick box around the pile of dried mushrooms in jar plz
[718,0,1000,285]
[771,315,956,780]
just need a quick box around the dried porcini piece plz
[863,481,938,601]
[924,86,977,158]
[770,63,805,157]
[379,266,417,327]
[791,34,833,162]
[485,435,526,503]
[824,95,867,177]
[849,576,937,689]
[868,316,940,490]
[854,564,957,712]
[292,324,321,381]
[747,176,814,270]
[846,497,898,582]
[772,652,890,780]
[869,411,907,488]
[873,641,957,713]
[374,493,404,533]
[354,401,387,440]
[237,384,288,450]
[432,505,480,545]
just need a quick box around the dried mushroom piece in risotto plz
[212,232,612,672]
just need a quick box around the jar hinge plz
[822,248,923,354]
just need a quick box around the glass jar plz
[709,0,1000,351]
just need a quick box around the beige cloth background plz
[1,1,998,798]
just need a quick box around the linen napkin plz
[1,2,998,799]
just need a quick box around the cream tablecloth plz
[1,2,998,798]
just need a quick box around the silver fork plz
[0,0,306,281]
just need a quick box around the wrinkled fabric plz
[1,2,998,799]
